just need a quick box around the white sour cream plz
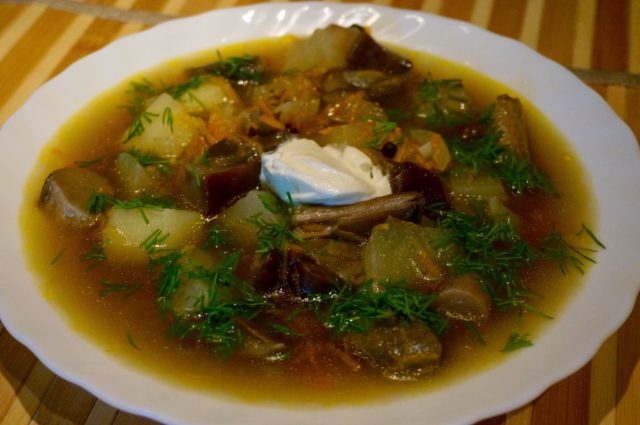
[260,137,391,205]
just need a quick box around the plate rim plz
[0,2,638,425]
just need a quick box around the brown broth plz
[20,37,595,405]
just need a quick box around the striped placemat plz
[0,1,638,424]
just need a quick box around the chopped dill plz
[87,192,176,224]
[430,208,604,313]
[204,225,232,248]
[246,192,301,255]
[126,331,141,350]
[165,252,271,356]
[139,228,171,256]
[123,110,158,144]
[446,132,557,195]
[269,322,301,337]
[204,52,264,84]
[314,281,449,336]
[74,158,101,168]
[363,118,399,150]
[127,147,170,173]
[162,106,174,132]
[99,279,143,299]
[501,331,533,352]
[50,247,67,265]
[80,240,109,271]
[577,223,606,249]
[417,77,472,127]
[464,321,486,346]
[170,74,210,100]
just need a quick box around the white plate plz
[0,3,639,425]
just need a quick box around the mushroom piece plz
[435,274,490,322]
[343,322,442,381]
[39,167,113,228]
[292,191,424,241]
[286,239,365,295]
[492,94,529,158]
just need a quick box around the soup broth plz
[21,28,596,405]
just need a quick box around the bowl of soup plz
[0,3,638,425]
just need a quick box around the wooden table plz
[0,1,638,424]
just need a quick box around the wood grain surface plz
[0,1,638,424]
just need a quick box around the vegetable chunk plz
[364,219,449,290]
[125,93,201,158]
[39,167,113,228]
[102,208,204,262]
[343,322,442,381]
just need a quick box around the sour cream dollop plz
[260,138,391,205]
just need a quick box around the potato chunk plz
[125,93,201,158]
[102,207,204,262]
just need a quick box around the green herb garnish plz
[205,52,264,84]
[464,320,486,346]
[246,192,301,255]
[99,279,143,299]
[127,331,141,350]
[165,252,271,356]
[123,110,158,144]
[127,148,170,173]
[80,240,109,270]
[204,225,232,248]
[87,192,176,224]
[447,132,557,195]
[315,281,449,336]
[363,118,398,150]
[74,158,102,168]
[417,77,472,128]
[50,247,67,265]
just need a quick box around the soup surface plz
[21,26,600,405]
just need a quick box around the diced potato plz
[102,207,204,262]
[217,190,283,251]
[285,25,360,72]
[113,152,154,196]
[125,93,201,158]
[179,77,241,115]
[171,248,218,315]
[364,219,450,291]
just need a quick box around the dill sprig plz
[50,247,67,265]
[126,331,141,350]
[87,192,176,224]
[123,110,158,144]
[245,192,301,255]
[127,147,170,173]
[169,74,210,100]
[165,252,271,356]
[447,132,557,195]
[80,240,110,271]
[314,281,449,336]
[74,158,102,168]
[363,118,399,150]
[501,331,533,352]
[99,279,143,299]
[464,321,487,346]
[417,77,472,128]
[204,225,232,248]
[204,52,265,85]
[430,207,604,313]
[139,228,171,256]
